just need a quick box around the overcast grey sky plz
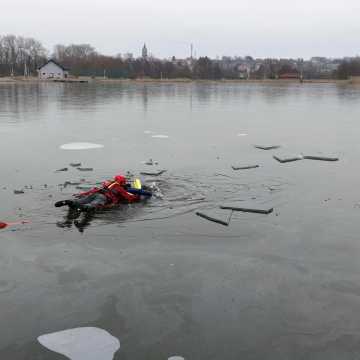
[2,0,360,59]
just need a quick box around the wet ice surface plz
[1,83,360,359]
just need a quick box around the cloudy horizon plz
[2,0,360,59]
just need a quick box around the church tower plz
[142,43,148,59]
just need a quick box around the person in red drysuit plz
[55,174,140,211]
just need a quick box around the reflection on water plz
[2,82,360,125]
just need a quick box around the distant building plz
[237,64,250,79]
[142,44,148,59]
[37,59,69,80]
[310,57,327,64]
[350,76,360,84]
[278,72,299,79]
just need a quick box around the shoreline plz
[0,76,352,85]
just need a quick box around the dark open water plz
[1,82,360,359]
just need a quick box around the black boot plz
[55,200,74,208]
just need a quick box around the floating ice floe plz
[144,130,155,134]
[237,133,248,137]
[142,159,159,165]
[38,327,120,360]
[140,170,167,176]
[168,356,185,360]
[151,134,169,138]
[60,143,104,150]
[273,155,303,163]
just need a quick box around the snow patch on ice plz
[38,327,120,360]
[152,134,169,138]
[60,142,104,150]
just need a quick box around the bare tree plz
[0,34,47,76]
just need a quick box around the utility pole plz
[299,58,304,83]
[19,47,29,78]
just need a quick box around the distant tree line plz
[0,34,47,76]
[336,59,360,79]
[1,34,360,80]
[53,43,224,79]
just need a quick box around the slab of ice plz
[140,169,167,176]
[151,134,169,138]
[142,159,159,165]
[220,201,273,214]
[196,209,233,226]
[231,164,259,170]
[168,357,185,360]
[254,145,280,150]
[237,133,248,136]
[303,155,339,161]
[273,155,303,163]
[38,327,120,360]
[60,143,104,150]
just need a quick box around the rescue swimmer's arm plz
[111,184,139,202]
[127,188,152,197]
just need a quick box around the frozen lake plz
[1,81,360,359]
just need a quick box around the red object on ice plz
[0,220,29,229]
[114,175,127,185]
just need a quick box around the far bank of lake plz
[0,75,355,85]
